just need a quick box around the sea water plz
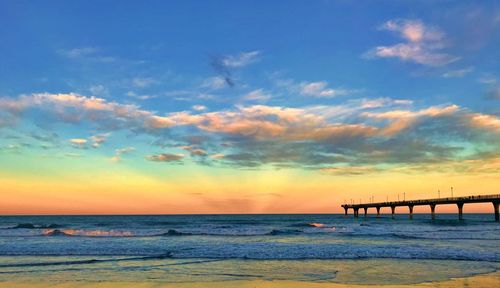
[0,214,499,285]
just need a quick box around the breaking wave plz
[43,229,134,237]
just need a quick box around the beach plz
[0,260,499,287]
[0,214,498,287]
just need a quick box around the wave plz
[289,223,337,229]
[156,229,192,236]
[7,223,63,229]
[31,226,342,238]
[43,229,134,237]
[0,249,497,262]
[7,225,493,240]
[0,254,175,268]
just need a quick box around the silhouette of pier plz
[341,194,500,221]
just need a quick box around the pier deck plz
[341,194,500,221]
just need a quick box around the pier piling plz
[391,206,395,219]
[430,204,436,220]
[457,203,464,220]
[494,202,499,222]
[408,205,414,220]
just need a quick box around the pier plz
[341,194,500,221]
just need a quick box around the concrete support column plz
[409,205,414,220]
[344,207,348,216]
[391,206,396,219]
[493,202,499,222]
[376,207,380,218]
[430,204,436,220]
[354,208,359,218]
[363,207,368,217]
[457,203,464,220]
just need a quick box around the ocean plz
[0,214,499,286]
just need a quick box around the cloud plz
[116,147,135,155]
[69,133,109,149]
[242,89,271,101]
[126,91,157,100]
[381,19,444,43]
[219,51,260,68]
[478,74,497,85]
[469,113,500,132]
[2,92,499,174]
[110,147,135,162]
[362,105,460,135]
[365,19,459,66]
[300,81,354,97]
[321,166,381,176]
[179,145,207,156]
[192,105,207,111]
[69,138,88,148]
[132,77,156,88]
[146,153,185,162]
[210,153,225,159]
[89,133,110,148]
[273,78,358,98]
[0,93,176,131]
[58,47,115,63]
[442,67,474,78]
[210,50,260,87]
[89,85,108,96]
[201,77,227,90]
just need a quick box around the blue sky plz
[1,0,498,111]
[0,0,499,213]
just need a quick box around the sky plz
[0,0,499,214]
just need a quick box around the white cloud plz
[132,77,156,88]
[58,47,115,63]
[116,147,135,155]
[89,85,108,96]
[201,76,227,90]
[192,105,207,111]
[69,138,88,148]
[300,81,353,97]
[126,91,156,100]
[110,147,136,162]
[381,19,443,43]
[478,74,497,85]
[442,67,474,78]
[210,153,225,159]
[89,133,109,148]
[221,51,260,68]
[242,89,271,101]
[365,19,459,67]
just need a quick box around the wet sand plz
[1,271,499,288]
